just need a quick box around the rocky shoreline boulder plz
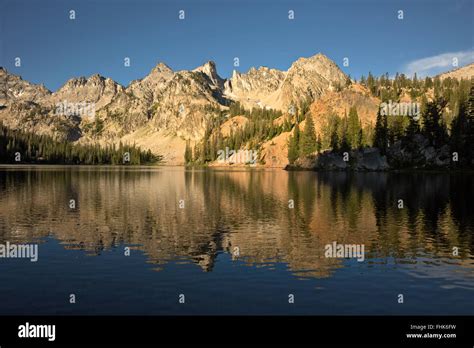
[286,148,389,171]
[285,132,466,171]
[387,134,452,169]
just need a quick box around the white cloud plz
[403,49,474,77]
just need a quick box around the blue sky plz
[1,0,473,91]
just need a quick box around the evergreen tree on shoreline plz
[347,106,362,149]
[287,123,300,164]
[373,109,388,154]
[299,113,317,156]
[0,124,160,165]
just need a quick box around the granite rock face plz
[224,53,348,111]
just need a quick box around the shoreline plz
[1,163,473,173]
[284,164,474,173]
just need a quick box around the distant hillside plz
[436,63,474,80]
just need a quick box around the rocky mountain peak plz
[48,74,122,112]
[231,69,241,80]
[224,53,347,110]
[62,76,86,88]
[0,68,51,105]
[293,52,328,63]
[193,61,223,89]
[151,62,173,75]
[273,53,348,109]
[88,73,105,82]
[125,62,175,104]
[57,73,114,93]
[288,52,343,76]
[194,60,217,73]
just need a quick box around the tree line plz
[0,124,161,165]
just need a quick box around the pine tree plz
[404,115,420,141]
[422,99,448,147]
[451,84,474,165]
[330,126,340,152]
[299,113,317,156]
[347,106,362,149]
[367,72,376,95]
[373,109,388,154]
[287,123,300,164]
[339,131,350,153]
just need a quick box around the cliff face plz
[50,74,124,110]
[276,53,349,110]
[224,53,348,111]
[224,66,286,110]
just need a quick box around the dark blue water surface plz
[0,166,472,315]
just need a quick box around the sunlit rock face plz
[1,53,352,163]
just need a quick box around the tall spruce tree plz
[347,106,362,149]
[373,108,388,154]
[422,99,448,147]
[299,113,317,156]
[330,124,340,152]
[316,134,322,153]
[451,84,474,165]
[287,123,300,164]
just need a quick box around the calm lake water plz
[0,166,472,315]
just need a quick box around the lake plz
[0,166,472,315]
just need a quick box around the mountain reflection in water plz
[0,166,472,315]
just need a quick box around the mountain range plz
[1,53,473,166]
